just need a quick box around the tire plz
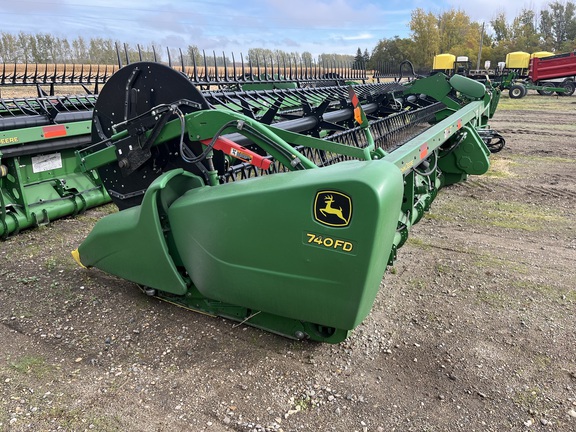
[557,80,575,96]
[537,89,555,95]
[537,82,555,96]
[509,84,526,99]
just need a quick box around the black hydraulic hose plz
[223,102,379,147]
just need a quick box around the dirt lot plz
[1,93,575,431]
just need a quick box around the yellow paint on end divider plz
[71,249,86,268]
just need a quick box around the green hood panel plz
[168,160,403,329]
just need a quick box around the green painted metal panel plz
[1,146,109,238]
[167,159,403,330]
[75,170,204,295]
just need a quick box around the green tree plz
[539,9,555,50]
[353,47,364,69]
[369,37,414,70]
[0,32,19,62]
[187,45,202,66]
[318,53,354,66]
[438,9,472,53]
[247,48,274,65]
[301,51,313,66]
[491,12,510,44]
[548,1,575,50]
[89,38,118,64]
[409,8,440,69]
[72,36,89,63]
[511,9,541,52]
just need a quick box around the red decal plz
[201,137,272,170]
[351,93,359,107]
[457,119,462,129]
[419,143,428,160]
[42,125,67,138]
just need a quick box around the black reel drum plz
[92,62,211,209]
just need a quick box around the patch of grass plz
[434,262,450,274]
[514,387,541,408]
[473,253,529,274]
[423,211,454,222]
[507,154,576,164]
[565,289,576,303]
[480,201,564,232]
[484,158,517,179]
[41,406,94,429]
[408,277,427,291]
[294,395,311,410]
[434,197,567,232]
[45,256,58,272]
[510,280,570,301]
[11,355,54,377]
[406,236,432,249]
[17,276,39,284]
[533,354,552,370]
[476,290,509,308]
[498,94,574,112]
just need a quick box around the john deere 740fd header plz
[1,54,503,342]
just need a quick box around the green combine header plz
[1,54,504,342]
[0,94,109,238]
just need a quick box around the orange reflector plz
[354,106,363,125]
[42,125,67,138]
[420,144,428,160]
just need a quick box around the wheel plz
[537,89,555,95]
[509,84,526,99]
[557,80,575,96]
[537,82,555,96]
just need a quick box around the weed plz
[484,158,517,178]
[434,262,450,274]
[507,154,576,164]
[533,354,552,370]
[11,355,53,377]
[409,278,427,291]
[476,290,509,308]
[473,253,528,274]
[513,387,541,408]
[45,256,58,272]
[436,197,567,232]
[17,276,39,284]
[406,237,431,249]
[293,395,311,411]
[565,290,576,303]
[510,280,560,299]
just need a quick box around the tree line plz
[372,1,576,71]
[2,1,575,72]
[0,32,355,68]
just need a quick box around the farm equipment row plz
[433,51,576,98]
[1,56,503,342]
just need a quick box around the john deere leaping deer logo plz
[314,191,352,227]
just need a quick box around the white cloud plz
[342,33,374,41]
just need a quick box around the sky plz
[3,0,554,58]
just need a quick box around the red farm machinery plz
[433,50,576,98]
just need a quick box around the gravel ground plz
[1,92,575,431]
